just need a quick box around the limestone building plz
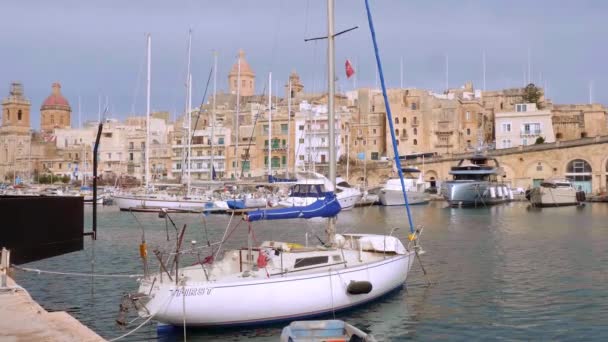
[495,103,555,149]
[40,83,71,133]
[0,82,32,182]
[551,103,608,141]
[228,50,255,97]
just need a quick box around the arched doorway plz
[565,159,592,193]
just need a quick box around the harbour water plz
[13,202,608,341]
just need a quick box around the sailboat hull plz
[113,195,214,212]
[140,253,413,327]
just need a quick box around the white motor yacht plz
[528,178,585,207]
[379,168,429,206]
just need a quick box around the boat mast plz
[234,52,241,179]
[287,79,292,178]
[145,33,151,189]
[267,72,272,178]
[210,52,217,181]
[327,0,336,244]
[186,29,192,195]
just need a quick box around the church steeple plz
[1,82,31,130]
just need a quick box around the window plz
[129,153,134,161]
[271,156,280,168]
[502,123,511,133]
[18,110,22,121]
[299,138,304,144]
[413,139,418,145]
[536,163,543,171]
[403,117,407,124]
[141,142,145,149]
[298,125,304,131]
[218,137,224,145]
[466,128,470,136]
[395,129,400,136]
[294,256,328,268]
[197,163,202,169]
[523,123,541,135]
[411,103,417,110]
[176,163,181,170]
[107,153,112,159]
[516,104,527,112]
[299,155,304,161]
[263,125,269,133]
[373,128,377,134]
[413,128,418,135]
[465,111,470,121]
[395,117,399,124]
[281,124,288,134]
[321,138,326,143]
[242,160,250,171]
[282,156,286,165]
[373,139,376,145]
[371,152,379,160]
[282,139,286,147]
[6,110,9,121]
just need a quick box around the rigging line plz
[130,41,146,115]
[364,0,415,235]
[182,67,213,180]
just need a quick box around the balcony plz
[520,130,542,137]
[264,145,288,151]
[435,144,454,148]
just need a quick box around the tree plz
[534,136,545,144]
[522,83,543,109]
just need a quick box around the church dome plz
[41,83,70,110]
[229,50,255,76]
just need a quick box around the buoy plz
[347,281,372,295]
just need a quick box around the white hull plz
[379,190,429,206]
[113,194,213,211]
[530,186,578,207]
[139,251,413,326]
[278,191,361,211]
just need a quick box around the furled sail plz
[245,193,340,222]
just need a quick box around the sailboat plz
[113,33,221,212]
[129,0,422,327]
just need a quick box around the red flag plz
[345,59,355,79]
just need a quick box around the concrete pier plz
[0,276,104,341]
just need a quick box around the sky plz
[1,0,607,130]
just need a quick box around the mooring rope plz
[12,265,143,278]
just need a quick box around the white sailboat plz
[130,0,422,327]
[113,33,220,212]
[277,172,362,210]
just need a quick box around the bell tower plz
[1,82,31,133]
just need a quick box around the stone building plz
[0,82,32,182]
[228,49,255,97]
[551,103,608,141]
[40,83,71,133]
[495,103,555,149]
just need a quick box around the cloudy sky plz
[1,0,607,129]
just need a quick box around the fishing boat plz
[379,168,429,206]
[440,153,512,207]
[528,178,585,207]
[280,320,376,342]
[125,0,424,328]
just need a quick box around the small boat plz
[278,172,362,211]
[379,168,429,206]
[528,178,585,207]
[440,153,512,207]
[280,320,376,342]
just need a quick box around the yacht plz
[277,172,362,210]
[379,168,429,206]
[528,178,585,207]
[440,154,512,207]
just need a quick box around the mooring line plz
[12,265,143,278]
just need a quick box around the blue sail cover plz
[245,193,341,222]
[226,199,246,209]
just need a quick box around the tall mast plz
[186,29,192,195]
[327,0,336,244]
[210,51,217,181]
[234,52,241,179]
[267,72,272,178]
[145,33,151,189]
[287,79,292,178]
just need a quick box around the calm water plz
[13,202,608,341]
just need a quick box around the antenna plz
[400,56,404,89]
[589,80,593,104]
[445,54,449,92]
[527,48,531,84]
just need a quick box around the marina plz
[2,0,608,341]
